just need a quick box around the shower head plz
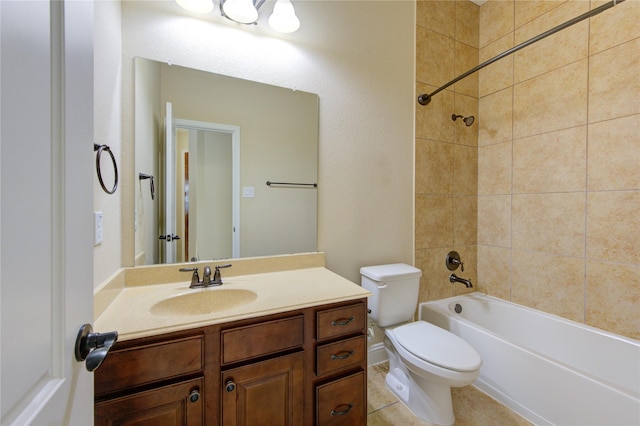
[452,114,475,126]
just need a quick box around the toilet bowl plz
[361,264,482,426]
[384,321,481,425]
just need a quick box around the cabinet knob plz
[189,389,200,403]
[225,379,236,393]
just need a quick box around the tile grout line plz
[367,400,401,416]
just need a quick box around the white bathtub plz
[418,292,640,426]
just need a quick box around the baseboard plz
[368,342,388,366]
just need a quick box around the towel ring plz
[94,143,118,195]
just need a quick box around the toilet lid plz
[394,321,482,372]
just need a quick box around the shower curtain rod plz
[417,0,626,106]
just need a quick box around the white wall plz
[133,57,161,265]
[94,0,123,284]
[95,0,416,286]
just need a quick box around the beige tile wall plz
[416,0,639,340]
[412,4,637,422]
[476,0,640,339]
[416,0,479,303]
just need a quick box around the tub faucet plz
[449,273,473,288]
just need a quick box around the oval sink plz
[150,289,258,317]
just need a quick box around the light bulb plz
[223,0,259,24]
[268,0,300,33]
[176,0,214,13]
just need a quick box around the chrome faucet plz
[449,273,473,288]
[179,264,233,288]
[202,266,212,284]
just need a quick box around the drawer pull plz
[330,403,353,416]
[331,317,354,326]
[331,350,354,360]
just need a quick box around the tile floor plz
[367,362,531,425]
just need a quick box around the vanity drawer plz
[95,335,204,397]
[316,335,366,376]
[316,371,365,425]
[222,315,304,365]
[316,302,366,341]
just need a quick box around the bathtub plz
[418,292,640,426]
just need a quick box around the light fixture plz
[268,0,300,33]
[452,114,475,126]
[221,0,259,24]
[176,0,214,13]
[214,0,300,32]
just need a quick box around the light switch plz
[243,186,255,198]
[94,211,104,246]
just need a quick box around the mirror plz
[134,57,319,265]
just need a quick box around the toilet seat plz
[393,321,481,372]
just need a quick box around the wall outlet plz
[243,186,255,198]
[94,211,104,246]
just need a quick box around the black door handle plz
[74,324,118,372]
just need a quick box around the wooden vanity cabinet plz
[94,298,367,425]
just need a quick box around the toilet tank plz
[361,263,422,327]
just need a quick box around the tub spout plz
[449,273,473,288]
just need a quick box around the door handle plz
[74,324,118,372]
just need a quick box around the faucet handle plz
[212,264,232,284]
[179,267,200,286]
[445,251,464,272]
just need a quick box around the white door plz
[1,1,94,424]
[189,129,233,260]
[163,113,241,262]
[164,102,177,263]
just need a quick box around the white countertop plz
[95,267,370,341]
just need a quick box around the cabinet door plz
[222,352,304,426]
[95,378,204,426]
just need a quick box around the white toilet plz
[361,263,482,426]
